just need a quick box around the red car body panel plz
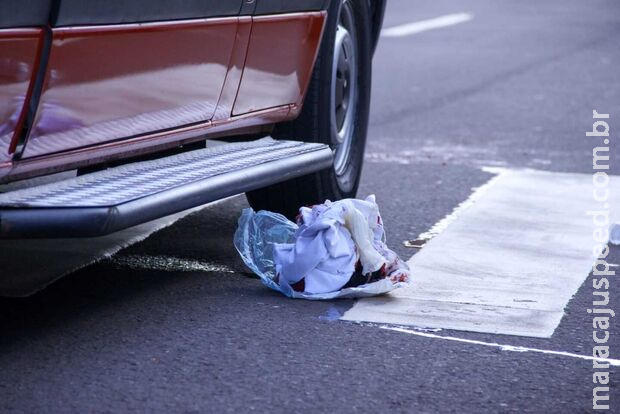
[212,16,252,121]
[22,17,239,158]
[0,11,326,183]
[5,106,293,183]
[233,12,325,115]
[0,28,43,165]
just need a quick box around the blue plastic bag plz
[234,208,298,294]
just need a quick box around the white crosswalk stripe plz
[342,169,620,338]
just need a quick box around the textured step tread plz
[0,139,327,208]
[0,138,332,238]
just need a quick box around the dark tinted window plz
[0,0,51,29]
[53,0,243,26]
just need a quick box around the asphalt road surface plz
[1,0,619,412]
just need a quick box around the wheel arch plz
[325,0,385,55]
[368,0,386,55]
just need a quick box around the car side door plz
[18,0,244,158]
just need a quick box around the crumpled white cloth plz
[234,195,410,300]
[274,195,409,295]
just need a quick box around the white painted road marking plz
[381,326,620,367]
[342,169,620,338]
[381,13,473,38]
[110,254,236,274]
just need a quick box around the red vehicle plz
[0,0,385,238]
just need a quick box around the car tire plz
[246,0,372,219]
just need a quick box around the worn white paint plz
[381,13,473,38]
[381,326,620,366]
[111,254,235,274]
[343,169,620,338]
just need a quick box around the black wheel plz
[246,0,372,219]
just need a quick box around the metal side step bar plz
[0,139,333,238]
